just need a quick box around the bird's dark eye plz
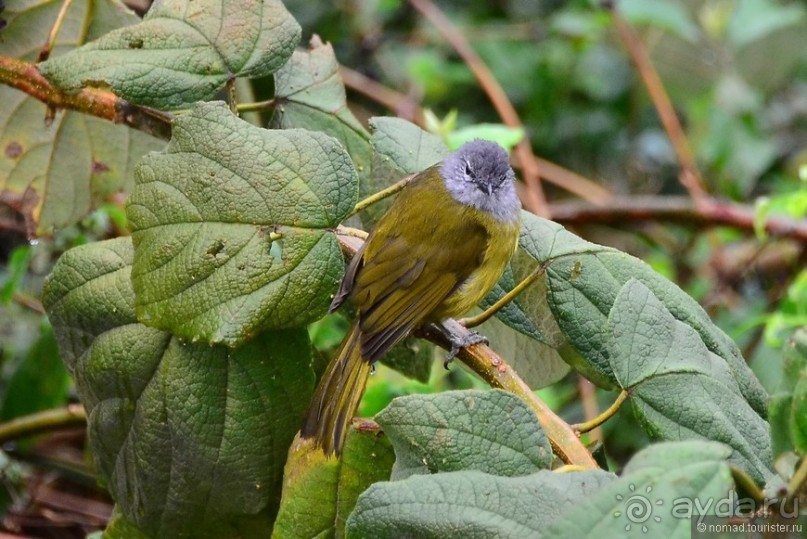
[464,162,473,177]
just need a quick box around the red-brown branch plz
[0,56,172,140]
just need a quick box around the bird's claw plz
[443,331,488,369]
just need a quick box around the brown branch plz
[549,196,807,243]
[606,4,708,203]
[340,66,424,125]
[341,63,611,205]
[422,320,597,468]
[409,0,550,217]
[0,56,172,140]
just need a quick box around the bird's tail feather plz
[301,323,371,455]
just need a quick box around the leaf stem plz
[349,175,414,217]
[0,404,86,443]
[460,263,546,328]
[237,98,276,113]
[729,465,765,505]
[572,390,628,434]
[37,0,75,62]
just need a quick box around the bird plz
[301,139,522,455]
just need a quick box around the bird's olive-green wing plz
[354,220,489,362]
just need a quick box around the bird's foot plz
[444,331,488,368]
[432,319,489,369]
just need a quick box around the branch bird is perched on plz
[302,139,521,455]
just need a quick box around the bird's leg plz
[428,319,489,369]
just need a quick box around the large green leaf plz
[43,237,316,537]
[270,38,373,201]
[479,250,571,389]
[272,425,395,539]
[546,441,735,538]
[0,0,163,234]
[606,279,773,483]
[376,390,551,479]
[518,212,767,416]
[127,102,357,346]
[347,469,614,538]
[39,0,300,109]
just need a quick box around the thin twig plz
[12,291,45,314]
[460,263,546,328]
[577,376,602,443]
[340,66,424,125]
[549,196,807,243]
[729,465,765,506]
[0,56,172,140]
[409,0,550,217]
[572,389,628,434]
[37,0,75,62]
[0,404,86,444]
[348,174,415,217]
[606,4,708,203]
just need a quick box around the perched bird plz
[302,139,521,455]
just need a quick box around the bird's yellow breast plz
[429,206,520,321]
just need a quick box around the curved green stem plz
[0,404,86,443]
[572,390,628,434]
[349,175,414,217]
[461,263,546,328]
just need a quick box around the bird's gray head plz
[440,139,520,222]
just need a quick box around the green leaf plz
[619,0,700,42]
[127,102,358,346]
[272,425,395,539]
[39,0,300,109]
[347,469,615,538]
[545,441,734,538]
[480,250,571,389]
[727,0,806,50]
[790,367,807,455]
[606,279,773,483]
[102,507,151,539]
[519,212,768,416]
[376,390,552,479]
[0,0,164,234]
[271,37,373,202]
[447,124,524,152]
[0,323,71,422]
[43,237,316,537]
[365,117,448,223]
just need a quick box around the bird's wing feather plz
[354,216,489,362]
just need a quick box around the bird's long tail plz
[301,323,372,455]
